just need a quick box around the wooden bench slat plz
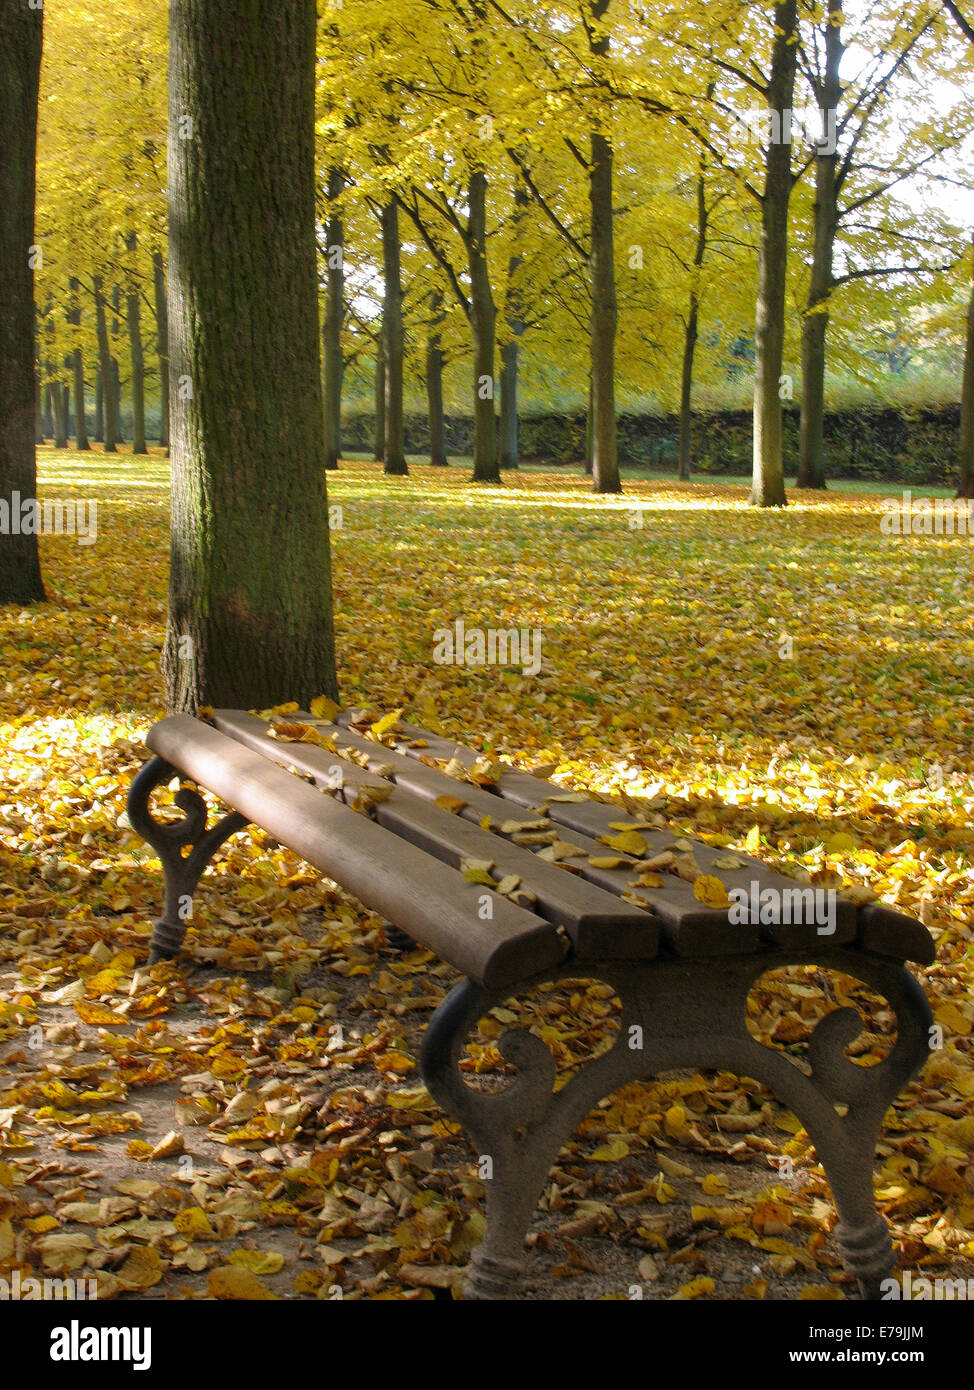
[212,711,661,961]
[350,715,931,958]
[320,721,764,955]
[144,717,566,989]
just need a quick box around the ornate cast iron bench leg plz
[421,952,933,1300]
[127,756,249,964]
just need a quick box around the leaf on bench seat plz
[600,829,647,855]
[693,876,733,910]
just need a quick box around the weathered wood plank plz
[145,716,565,989]
[212,711,660,961]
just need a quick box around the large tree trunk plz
[750,0,798,508]
[797,1,843,490]
[153,249,170,450]
[468,169,499,482]
[322,167,344,471]
[126,233,147,454]
[381,198,408,475]
[0,1,45,603]
[163,0,337,712]
[373,335,385,463]
[68,278,90,450]
[93,277,118,452]
[958,236,974,498]
[426,289,447,466]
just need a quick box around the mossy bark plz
[162,0,337,713]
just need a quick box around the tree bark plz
[153,249,170,450]
[585,372,594,475]
[957,236,974,498]
[499,183,528,471]
[94,277,119,452]
[797,1,843,490]
[373,334,385,462]
[468,168,499,482]
[499,339,520,470]
[95,366,104,442]
[678,161,709,481]
[51,361,68,447]
[426,289,447,466]
[322,167,344,471]
[0,0,45,602]
[163,0,337,712]
[43,382,54,440]
[68,277,90,450]
[126,233,147,454]
[381,198,408,475]
[750,0,798,508]
[111,286,124,443]
[588,2,620,494]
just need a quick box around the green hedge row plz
[342,403,963,485]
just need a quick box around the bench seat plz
[127,706,936,1301]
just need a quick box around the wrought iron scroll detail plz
[421,951,932,1300]
[127,755,249,963]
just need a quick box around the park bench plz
[127,706,935,1299]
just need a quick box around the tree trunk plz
[51,362,68,447]
[0,1,45,602]
[373,335,385,462]
[585,372,594,475]
[111,284,125,442]
[126,233,147,454]
[587,2,620,494]
[68,277,90,450]
[957,236,974,498]
[94,277,118,452]
[468,169,499,482]
[381,198,408,475]
[750,0,798,508]
[499,339,520,470]
[500,183,527,471]
[797,1,842,490]
[163,0,337,711]
[679,160,709,482]
[322,167,344,471]
[678,293,698,482]
[153,249,170,450]
[426,289,447,466]
[95,367,104,442]
[43,382,53,440]
[35,373,44,444]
